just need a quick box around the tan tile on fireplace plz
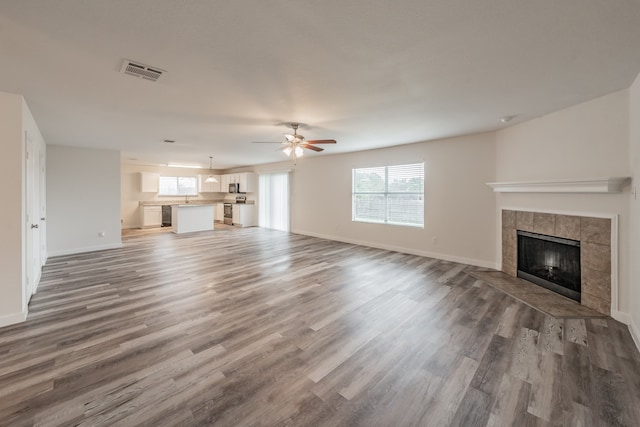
[516,211,534,232]
[533,212,555,235]
[502,262,517,277]
[581,242,611,274]
[582,267,612,303]
[581,217,611,246]
[581,291,610,315]
[502,228,517,268]
[502,210,516,229]
[555,215,581,240]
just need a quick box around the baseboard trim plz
[0,309,28,328]
[48,243,123,258]
[291,229,498,269]
[611,310,631,325]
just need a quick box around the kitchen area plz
[122,164,259,233]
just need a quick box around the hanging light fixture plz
[204,156,218,183]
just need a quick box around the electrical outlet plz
[98,231,105,237]
[432,236,438,245]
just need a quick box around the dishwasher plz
[223,203,233,225]
[161,205,172,227]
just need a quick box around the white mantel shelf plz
[486,177,631,193]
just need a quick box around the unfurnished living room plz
[1,1,640,426]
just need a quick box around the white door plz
[24,132,41,303]
[39,149,46,265]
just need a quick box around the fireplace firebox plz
[517,230,581,302]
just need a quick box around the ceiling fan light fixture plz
[295,146,304,157]
[283,146,292,156]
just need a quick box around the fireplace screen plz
[517,230,581,302]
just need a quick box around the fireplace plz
[516,231,581,302]
[501,210,613,315]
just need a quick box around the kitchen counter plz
[139,199,255,206]
[171,204,214,234]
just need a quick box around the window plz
[352,163,424,227]
[158,176,198,196]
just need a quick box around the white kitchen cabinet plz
[232,204,258,227]
[220,173,257,193]
[198,174,221,193]
[237,172,258,193]
[140,172,159,193]
[139,205,162,228]
[215,203,224,222]
[220,174,231,190]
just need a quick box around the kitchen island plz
[171,204,214,234]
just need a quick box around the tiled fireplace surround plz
[501,210,613,315]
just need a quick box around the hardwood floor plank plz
[0,227,637,426]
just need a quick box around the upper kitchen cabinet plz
[220,172,257,192]
[198,174,221,193]
[220,174,232,190]
[140,172,159,192]
[237,172,258,193]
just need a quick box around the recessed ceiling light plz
[500,115,516,123]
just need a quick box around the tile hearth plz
[471,270,605,318]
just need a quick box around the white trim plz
[47,243,123,258]
[612,310,631,324]
[629,316,640,353]
[487,177,630,193]
[292,229,498,269]
[497,207,619,315]
[0,309,28,328]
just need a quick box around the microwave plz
[228,183,240,193]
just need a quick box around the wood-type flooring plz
[0,227,639,426]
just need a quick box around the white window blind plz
[259,172,290,231]
[158,176,198,196]
[352,163,424,227]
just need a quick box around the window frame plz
[351,163,424,228]
[158,176,198,196]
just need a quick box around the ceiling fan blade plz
[303,144,324,152]
[306,139,337,144]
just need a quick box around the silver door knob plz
[40,217,45,221]
[31,224,39,229]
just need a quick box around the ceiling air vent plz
[120,59,165,82]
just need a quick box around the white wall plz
[0,91,26,325]
[121,163,226,229]
[247,133,497,268]
[629,73,640,347]
[47,146,122,256]
[495,90,632,320]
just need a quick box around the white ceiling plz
[1,1,640,169]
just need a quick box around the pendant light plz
[204,156,218,183]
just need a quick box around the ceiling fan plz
[252,123,337,164]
